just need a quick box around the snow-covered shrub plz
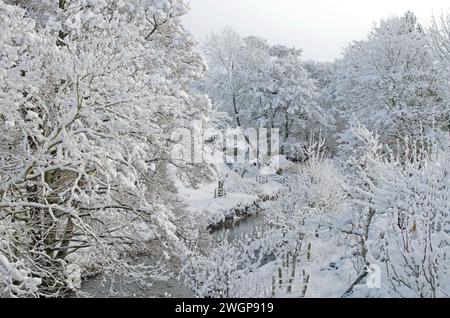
[182,230,272,298]
[295,158,348,215]
[352,131,450,297]
[0,250,41,298]
[262,158,348,295]
[182,240,241,298]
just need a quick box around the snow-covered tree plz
[253,45,322,159]
[202,28,323,160]
[303,61,340,155]
[430,11,450,132]
[335,12,444,157]
[0,0,211,297]
[202,27,251,130]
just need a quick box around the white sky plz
[182,0,450,61]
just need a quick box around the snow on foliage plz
[0,0,211,297]
[335,12,446,156]
[0,252,41,298]
[352,132,450,297]
[202,27,325,161]
[1,1,450,299]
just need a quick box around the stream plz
[80,212,266,298]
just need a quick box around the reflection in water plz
[81,271,194,298]
[212,212,265,242]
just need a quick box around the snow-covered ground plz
[178,168,283,227]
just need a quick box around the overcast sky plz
[182,0,450,62]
